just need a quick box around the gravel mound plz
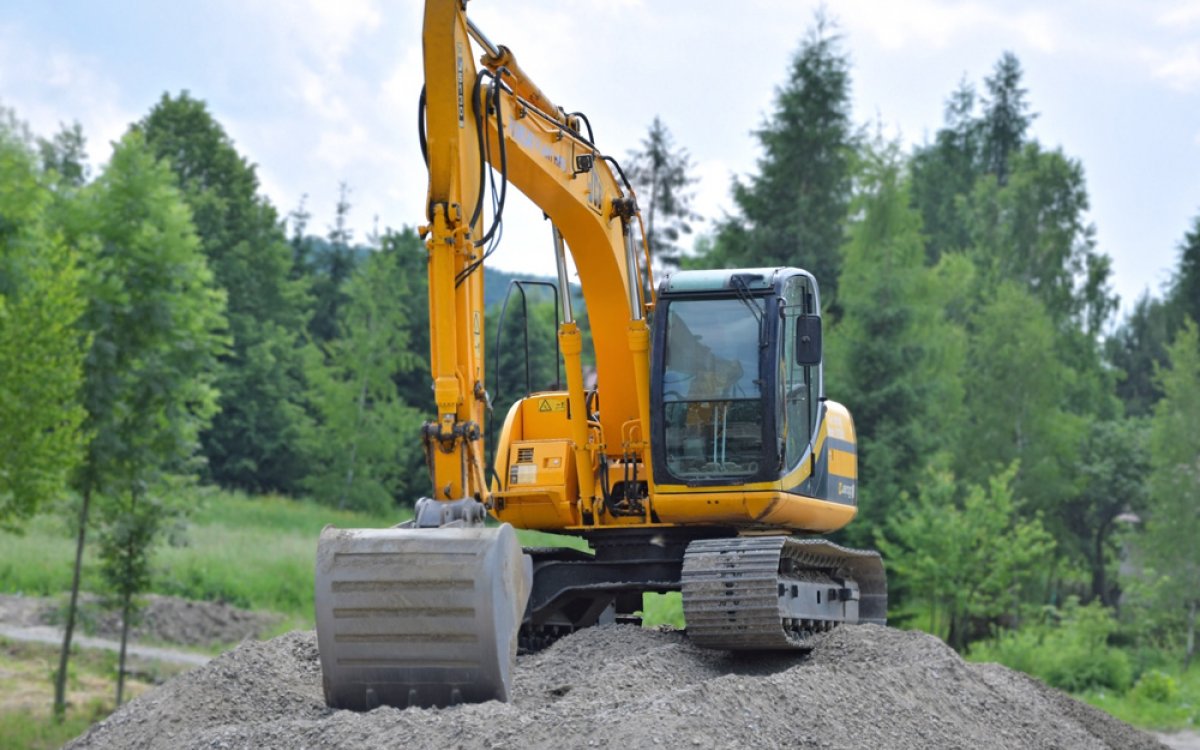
[67,625,1167,750]
[0,593,279,648]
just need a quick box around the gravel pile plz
[0,593,279,648]
[67,624,1167,750]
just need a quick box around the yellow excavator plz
[314,0,886,711]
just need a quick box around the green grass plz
[0,704,98,750]
[641,592,684,628]
[0,488,399,630]
[0,487,598,633]
[0,637,182,750]
[1076,664,1200,731]
[515,528,590,552]
[0,512,94,596]
[155,490,401,628]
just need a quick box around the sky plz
[2,0,1198,319]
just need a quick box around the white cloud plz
[1013,10,1057,53]
[260,0,383,72]
[0,23,133,167]
[1144,43,1200,90]
[841,0,1059,53]
[1157,1,1200,27]
[693,158,732,227]
[308,0,382,58]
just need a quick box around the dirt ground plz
[65,624,1169,750]
[0,593,279,648]
[1159,731,1200,750]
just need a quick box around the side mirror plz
[795,315,822,366]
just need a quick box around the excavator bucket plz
[315,523,532,710]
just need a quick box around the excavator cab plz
[651,267,823,490]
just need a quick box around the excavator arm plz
[316,0,653,710]
[419,0,651,514]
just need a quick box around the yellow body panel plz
[492,389,859,535]
[651,489,856,533]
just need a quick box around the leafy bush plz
[970,598,1132,693]
[1130,670,1180,704]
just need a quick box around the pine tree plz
[37,121,90,189]
[707,12,856,305]
[625,117,700,269]
[1169,212,1200,328]
[1107,211,1200,417]
[980,51,1034,185]
[308,183,359,343]
[1106,293,1173,417]
[909,80,983,263]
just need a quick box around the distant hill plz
[484,268,562,309]
[300,235,574,310]
[303,235,373,267]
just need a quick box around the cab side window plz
[781,278,815,469]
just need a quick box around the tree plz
[308,184,359,343]
[910,80,983,264]
[956,282,1083,520]
[1107,212,1200,418]
[287,194,316,280]
[1062,417,1150,607]
[1167,212,1200,331]
[909,51,1036,265]
[37,121,90,189]
[96,487,174,706]
[137,92,310,493]
[1143,320,1200,669]
[54,131,226,715]
[0,115,87,532]
[625,117,700,269]
[303,230,426,512]
[966,143,1114,335]
[876,464,1055,651]
[826,141,966,547]
[1106,293,1174,417]
[979,52,1035,185]
[706,12,856,305]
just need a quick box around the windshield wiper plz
[731,274,767,347]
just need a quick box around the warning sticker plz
[510,464,538,484]
[538,398,567,413]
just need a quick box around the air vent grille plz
[516,447,535,463]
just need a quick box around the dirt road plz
[0,624,210,667]
[1159,731,1200,750]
